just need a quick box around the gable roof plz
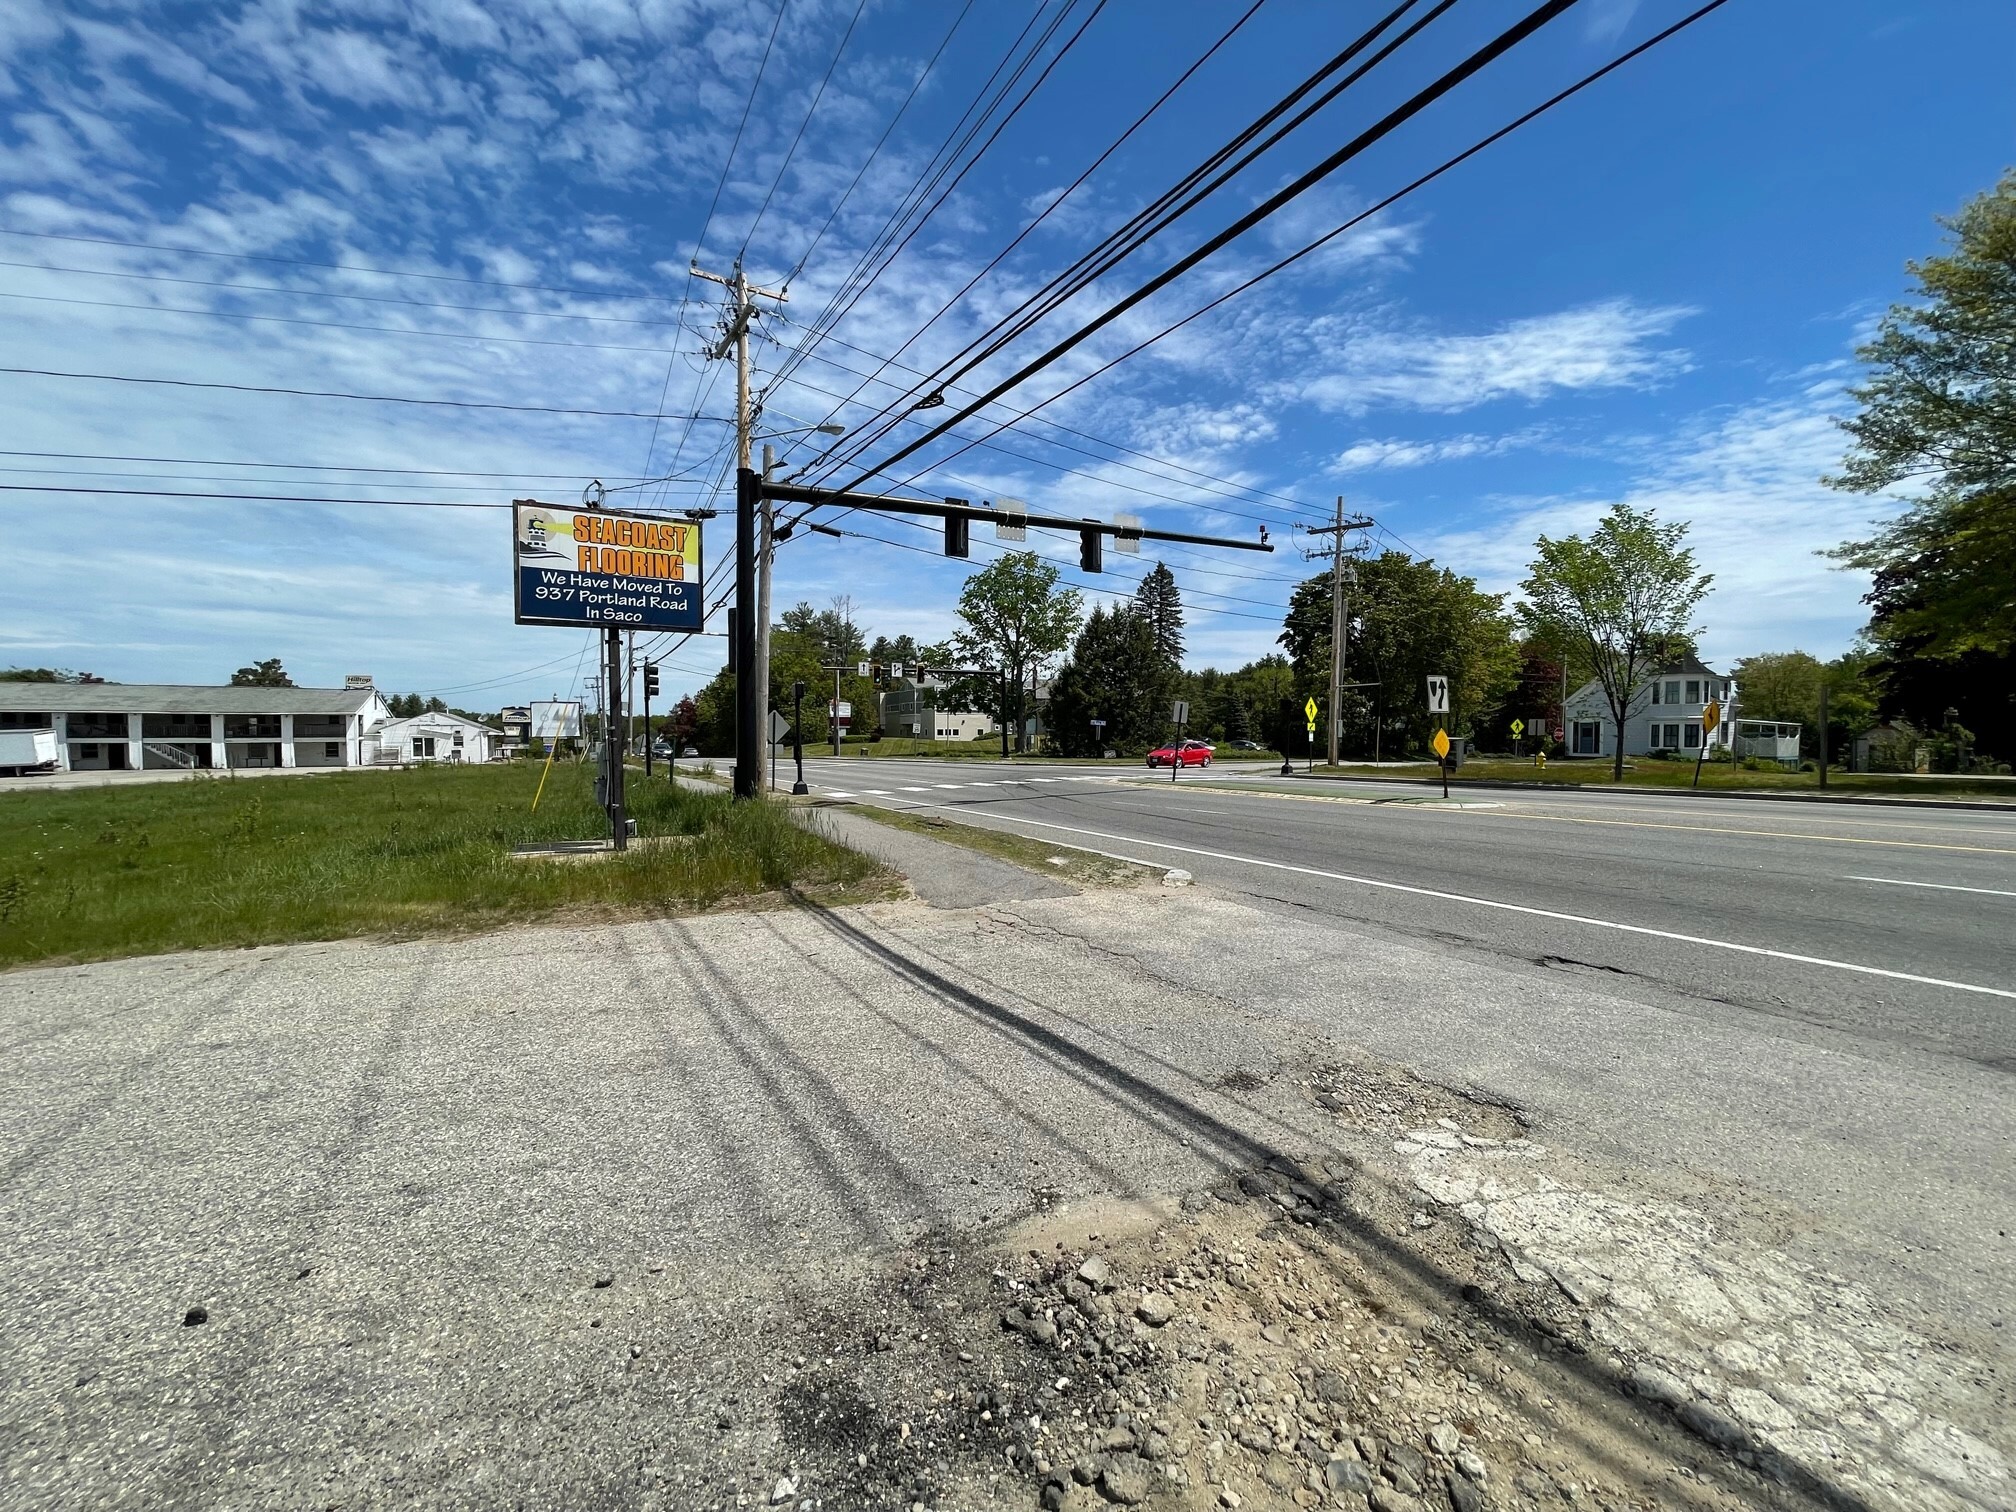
[378,713,495,733]
[0,682,384,716]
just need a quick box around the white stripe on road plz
[1846,875,2016,899]
[900,786,931,792]
[935,783,966,789]
[917,808,2016,1002]
[824,791,856,799]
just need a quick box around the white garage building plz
[375,712,497,764]
[0,681,391,772]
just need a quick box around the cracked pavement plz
[4,771,2012,1509]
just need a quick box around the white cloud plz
[1296,299,1694,415]
[1329,428,1550,474]
[1402,390,1889,664]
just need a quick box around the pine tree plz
[1134,562,1185,667]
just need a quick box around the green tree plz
[1829,171,2016,663]
[230,658,294,687]
[952,552,1083,754]
[1134,561,1185,665]
[1730,649,1881,761]
[1047,606,1161,756]
[1284,552,1519,758]
[1,667,100,683]
[1519,504,1712,780]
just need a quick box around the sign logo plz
[513,502,703,631]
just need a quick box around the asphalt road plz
[802,757,2016,1070]
[6,763,2012,1509]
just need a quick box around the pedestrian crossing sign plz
[1304,697,1318,722]
[1510,718,1525,737]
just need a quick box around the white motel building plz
[0,680,393,772]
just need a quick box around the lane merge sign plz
[1426,676,1449,714]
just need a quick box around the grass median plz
[0,761,892,968]
[1309,756,2016,800]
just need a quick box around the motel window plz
[80,744,99,758]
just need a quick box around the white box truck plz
[0,729,60,775]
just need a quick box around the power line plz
[871,0,1737,490]
[0,485,511,508]
[783,0,977,286]
[640,0,790,489]
[820,0,1513,492]
[0,257,695,327]
[0,366,731,419]
[740,0,871,260]
[0,449,660,480]
[770,0,1100,403]
[0,289,678,355]
[799,0,1439,482]
[0,224,675,303]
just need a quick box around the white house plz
[375,712,497,764]
[1562,658,1732,760]
[0,680,390,772]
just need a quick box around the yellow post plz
[531,744,558,812]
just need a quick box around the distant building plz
[878,676,997,741]
[376,712,497,764]
[0,681,390,772]
[1562,659,1732,759]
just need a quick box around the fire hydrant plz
[1534,749,1547,770]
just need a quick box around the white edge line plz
[920,807,2016,1002]
[1845,875,2016,899]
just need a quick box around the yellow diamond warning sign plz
[1431,728,1451,759]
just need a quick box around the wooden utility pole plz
[1303,498,1373,766]
[692,259,786,798]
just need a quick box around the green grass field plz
[1310,756,2015,799]
[0,762,889,968]
[806,740,1281,762]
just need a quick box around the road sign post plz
[1170,700,1189,784]
[1510,716,1525,758]
[1694,696,1722,789]
[1304,697,1319,773]
[791,681,808,795]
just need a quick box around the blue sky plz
[1,0,2010,707]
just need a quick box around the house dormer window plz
[1686,679,1701,703]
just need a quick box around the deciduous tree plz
[1519,504,1711,780]
[952,552,1082,754]
[1048,607,1160,756]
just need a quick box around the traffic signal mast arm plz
[757,480,1275,556]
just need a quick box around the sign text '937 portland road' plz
[513,502,704,631]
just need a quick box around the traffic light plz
[643,661,660,698]
[1079,525,1103,574]
[944,501,970,558]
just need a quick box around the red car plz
[1146,740,1213,768]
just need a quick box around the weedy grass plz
[0,762,888,968]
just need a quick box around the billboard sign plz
[530,701,583,739]
[513,502,703,630]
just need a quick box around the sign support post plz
[791,682,809,795]
[604,624,627,849]
[1694,695,1722,790]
